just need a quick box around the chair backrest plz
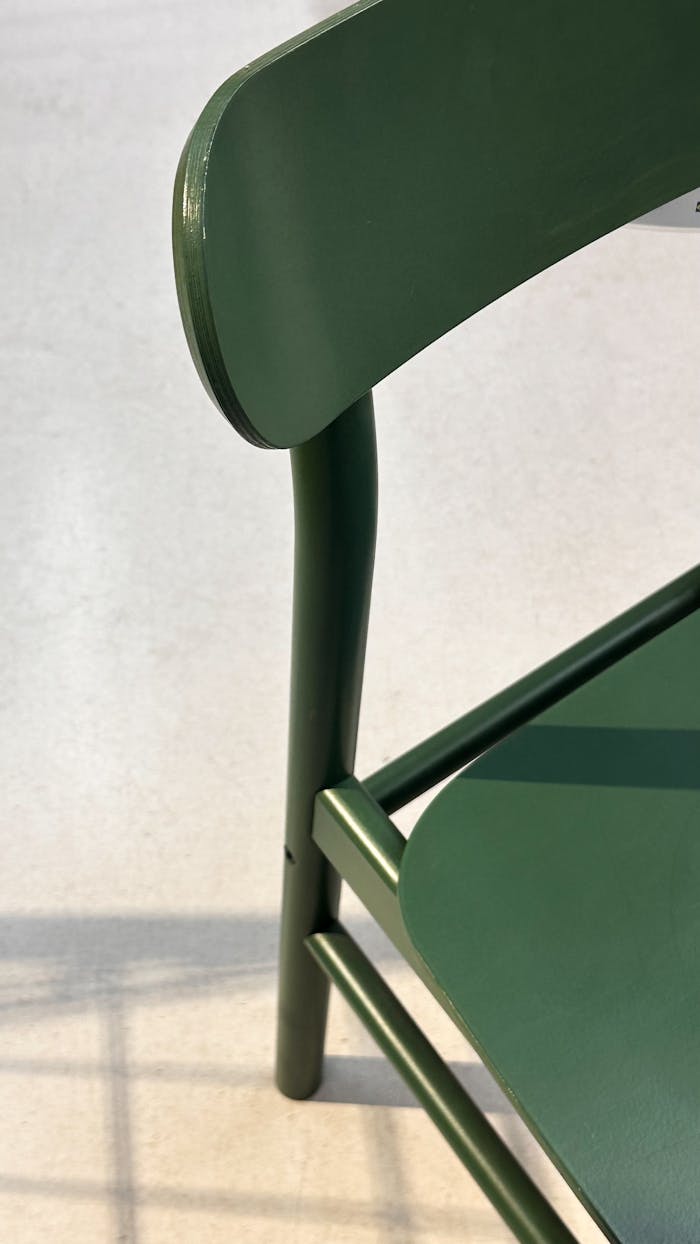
[173,0,700,449]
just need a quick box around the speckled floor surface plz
[1,2,698,1240]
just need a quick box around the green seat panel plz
[399,607,700,1244]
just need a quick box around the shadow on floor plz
[0,913,526,1243]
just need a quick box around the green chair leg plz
[276,396,377,1098]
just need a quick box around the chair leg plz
[275,395,377,1099]
[276,832,341,1099]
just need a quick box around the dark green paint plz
[314,778,405,895]
[276,398,376,1099]
[366,564,700,812]
[400,608,700,1243]
[307,925,578,1244]
[312,776,519,1046]
[461,724,700,789]
[312,779,411,955]
[173,0,700,1236]
[173,0,700,449]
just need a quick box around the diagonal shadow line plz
[0,1056,271,1084]
[0,963,272,1027]
[0,1172,500,1236]
[0,912,520,1241]
[0,914,280,966]
[0,1053,509,1113]
[362,1105,416,1243]
[0,912,395,970]
[315,1054,508,1113]
[0,913,401,1028]
[461,724,700,789]
[103,985,139,1244]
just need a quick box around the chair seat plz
[399,606,700,1244]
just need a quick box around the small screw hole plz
[284,845,296,864]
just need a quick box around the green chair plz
[173,3,700,1239]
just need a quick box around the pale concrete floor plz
[1,2,699,1241]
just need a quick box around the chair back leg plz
[276,395,377,1098]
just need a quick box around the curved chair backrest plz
[173,0,700,449]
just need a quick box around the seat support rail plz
[313,777,408,949]
[366,564,700,813]
[306,923,580,1244]
[312,774,514,1044]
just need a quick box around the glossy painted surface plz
[170,0,700,1234]
[366,563,700,813]
[400,607,700,1243]
[307,925,578,1244]
[174,0,700,448]
[6,0,700,1240]
[276,396,377,1098]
